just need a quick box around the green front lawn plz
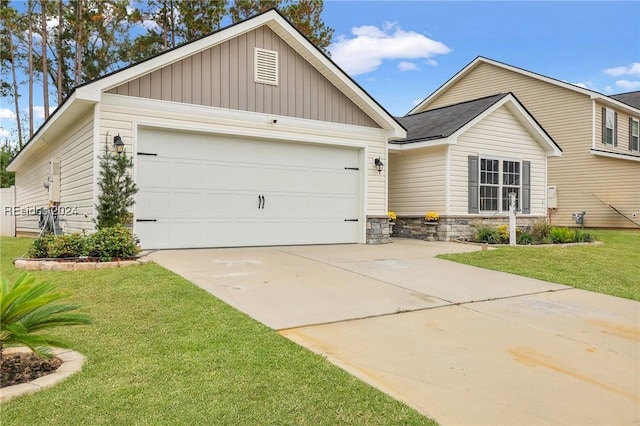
[1,237,434,425]
[438,230,640,301]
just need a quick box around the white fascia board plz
[388,138,449,152]
[591,94,640,115]
[590,149,640,162]
[106,94,386,147]
[410,56,640,116]
[7,92,96,171]
[265,15,405,139]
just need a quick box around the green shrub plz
[26,234,55,258]
[475,225,501,244]
[574,229,595,243]
[496,224,509,243]
[90,225,139,262]
[47,233,90,258]
[531,219,552,241]
[517,232,536,245]
[0,273,91,360]
[550,226,575,244]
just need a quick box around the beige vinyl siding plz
[423,62,639,227]
[99,94,389,216]
[107,26,378,128]
[594,102,640,156]
[15,112,94,234]
[388,146,446,215]
[450,105,547,216]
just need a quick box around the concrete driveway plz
[149,239,640,425]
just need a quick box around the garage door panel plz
[136,129,362,249]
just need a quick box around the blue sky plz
[323,1,640,115]
[2,1,639,140]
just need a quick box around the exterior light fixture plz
[113,134,125,154]
[374,157,384,174]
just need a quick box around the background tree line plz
[0,0,334,173]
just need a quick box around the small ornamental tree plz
[95,138,138,229]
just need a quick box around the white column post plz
[509,192,517,246]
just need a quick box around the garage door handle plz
[258,195,265,209]
[136,219,157,222]
[344,219,359,222]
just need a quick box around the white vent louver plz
[254,48,279,86]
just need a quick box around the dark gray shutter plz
[468,156,479,214]
[522,161,531,214]
[614,112,618,146]
[601,108,606,144]
[630,117,634,150]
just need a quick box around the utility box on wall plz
[48,159,61,202]
[547,185,557,209]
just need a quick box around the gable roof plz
[9,9,405,171]
[396,93,508,143]
[391,92,562,156]
[610,91,640,110]
[409,56,640,116]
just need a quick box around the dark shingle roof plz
[610,91,640,109]
[394,93,508,144]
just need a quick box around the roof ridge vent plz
[254,47,279,86]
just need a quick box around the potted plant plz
[425,212,439,222]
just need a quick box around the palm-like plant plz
[1,273,91,362]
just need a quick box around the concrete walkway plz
[149,239,640,425]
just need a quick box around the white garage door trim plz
[134,127,365,249]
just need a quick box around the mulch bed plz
[1,352,62,388]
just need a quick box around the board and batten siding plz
[107,26,378,129]
[424,62,639,227]
[388,146,446,215]
[99,94,389,216]
[14,111,95,234]
[449,105,547,216]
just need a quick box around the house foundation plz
[391,215,545,242]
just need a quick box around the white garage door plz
[135,128,361,249]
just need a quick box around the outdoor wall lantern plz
[113,134,125,154]
[374,157,384,174]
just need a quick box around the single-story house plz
[389,93,562,241]
[410,57,640,229]
[7,10,406,249]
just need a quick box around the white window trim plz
[631,118,639,152]
[605,108,616,145]
[479,156,522,213]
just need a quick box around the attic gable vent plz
[254,48,279,86]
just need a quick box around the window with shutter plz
[604,108,616,145]
[471,156,529,214]
[631,118,639,152]
[254,48,279,86]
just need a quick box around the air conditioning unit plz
[547,186,557,209]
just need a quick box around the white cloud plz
[425,59,438,67]
[33,105,58,120]
[398,61,419,72]
[412,99,423,106]
[604,85,614,94]
[0,108,16,119]
[0,128,11,137]
[603,62,640,77]
[615,80,640,91]
[329,22,451,76]
[571,82,588,89]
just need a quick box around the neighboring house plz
[411,57,640,229]
[389,93,562,241]
[7,10,405,249]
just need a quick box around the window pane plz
[480,186,499,211]
[502,187,520,211]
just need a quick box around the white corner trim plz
[590,149,640,162]
[591,99,596,150]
